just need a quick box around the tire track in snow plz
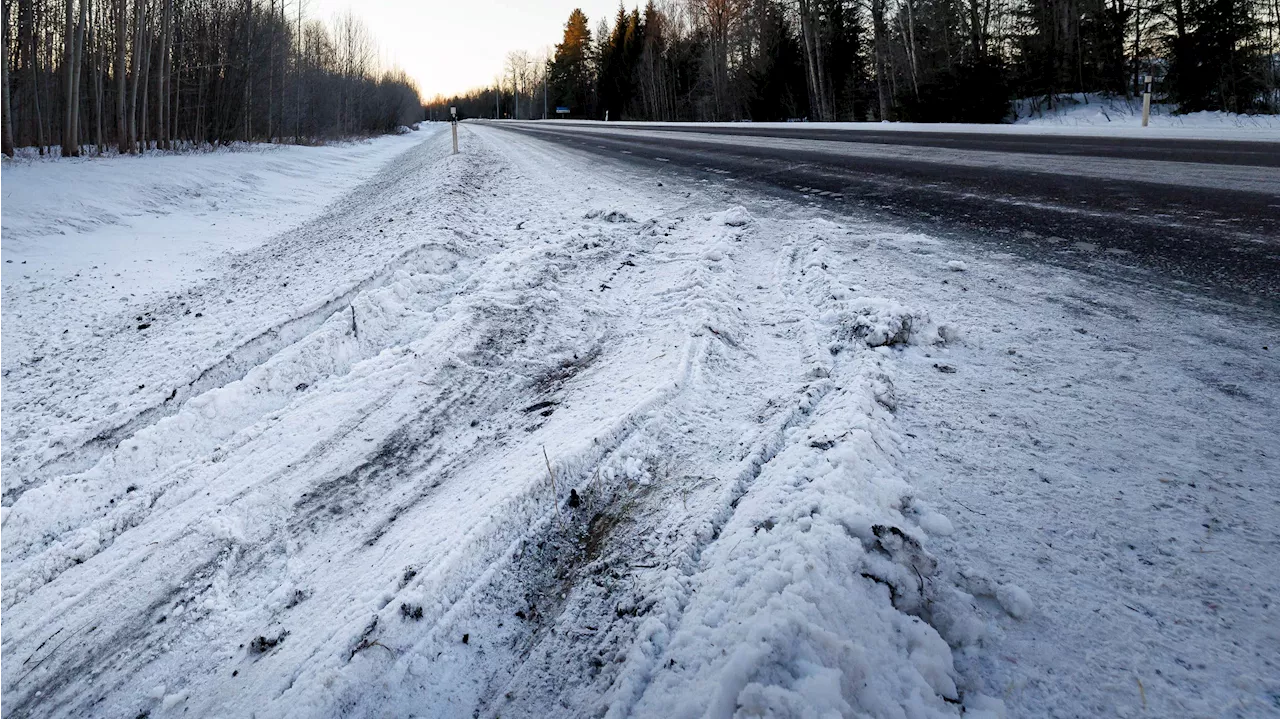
[1,131,698,719]
[595,221,849,718]
[2,136,475,504]
[2,193,503,607]
[336,200,843,718]
[286,210,741,718]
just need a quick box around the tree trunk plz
[91,0,104,152]
[115,0,126,151]
[295,0,301,140]
[160,0,172,148]
[70,0,87,155]
[903,0,921,97]
[127,0,143,152]
[171,1,180,147]
[797,0,826,120]
[1,0,14,157]
[243,0,252,140]
[62,0,75,155]
[267,0,273,140]
[25,0,45,154]
[968,0,984,59]
[872,0,891,120]
[139,19,150,150]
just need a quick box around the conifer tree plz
[549,9,595,117]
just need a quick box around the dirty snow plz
[2,121,1278,719]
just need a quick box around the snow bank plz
[0,130,437,436]
[629,365,961,719]
[1,131,430,299]
[1013,92,1280,130]
[612,228,981,718]
[526,115,1280,140]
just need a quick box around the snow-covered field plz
[2,124,1278,719]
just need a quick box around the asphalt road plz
[489,121,1280,311]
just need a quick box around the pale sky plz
[308,0,625,99]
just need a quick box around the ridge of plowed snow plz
[1,124,985,718]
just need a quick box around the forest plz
[430,0,1280,122]
[1,0,424,157]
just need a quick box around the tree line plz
[429,0,1279,123]
[1,0,424,158]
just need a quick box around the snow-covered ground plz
[544,114,1280,141]
[1,130,430,367]
[2,123,1278,719]
[1013,92,1280,131]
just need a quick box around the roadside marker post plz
[451,106,458,154]
[1141,75,1152,127]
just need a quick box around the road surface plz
[493,121,1280,310]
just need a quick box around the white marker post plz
[1141,75,1152,128]
[451,106,458,154]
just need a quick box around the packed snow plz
[2,121,1278,719]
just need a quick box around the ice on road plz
[2,123,1277,719]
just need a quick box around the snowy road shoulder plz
[3,119,1278,719]
[2,122,987,719]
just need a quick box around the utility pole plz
[543,64,548,120]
